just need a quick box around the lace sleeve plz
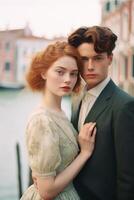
[26,113,61,178]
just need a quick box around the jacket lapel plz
[84,80,116,123]
[71,83,86,130]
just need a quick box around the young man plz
[68,26,134,200]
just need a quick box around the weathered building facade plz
[101,0,134,95]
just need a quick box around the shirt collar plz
[87,76,110,97]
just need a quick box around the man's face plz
[78,43,113,89]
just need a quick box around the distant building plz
[100,0,134,95]
[0,25,66,88]
[15,35,51,85]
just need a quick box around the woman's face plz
[43,55,78,96]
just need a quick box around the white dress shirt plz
[78,77,110,131]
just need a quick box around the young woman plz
[21,41,96,200]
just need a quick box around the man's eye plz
[94,57,103,60]
[81,57,89,61]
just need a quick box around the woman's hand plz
[30,123,96,200]
[78,122,96,158]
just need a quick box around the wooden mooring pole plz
[16,142,22,199]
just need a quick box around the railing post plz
[16,142,22,199]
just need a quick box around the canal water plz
[0,89,71,200]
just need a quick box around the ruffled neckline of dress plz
[37,106,68,119]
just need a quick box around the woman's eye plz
[71,72,78,77]
[57,70,64,75]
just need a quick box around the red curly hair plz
[26,41,82,92]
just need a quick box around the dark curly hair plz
[68,26,117,55]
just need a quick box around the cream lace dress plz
[21,107,80,200]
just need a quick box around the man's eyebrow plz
[94,54,104,57]
[80,55,104,59]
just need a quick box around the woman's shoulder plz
[27,107,53,127]
[26,108,60,141]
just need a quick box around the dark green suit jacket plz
[71,80,134,200]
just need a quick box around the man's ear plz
[108,54,113,65]
[41,72,46,80]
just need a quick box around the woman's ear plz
[41,72,46,80]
